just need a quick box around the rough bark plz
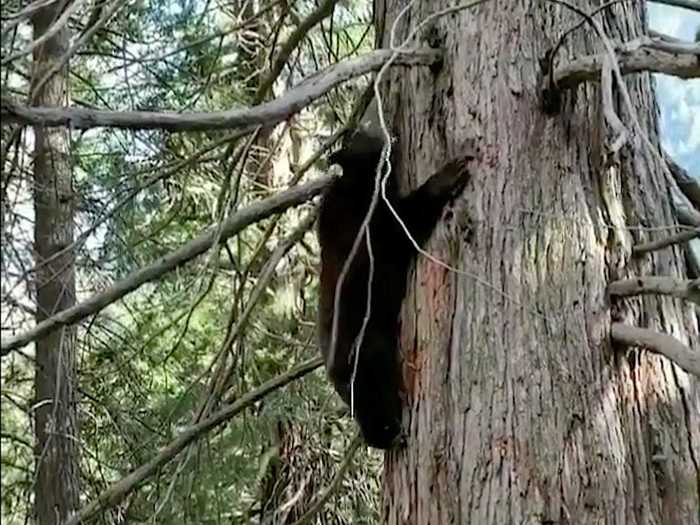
[31,4,80,524]
[376,1,700,524]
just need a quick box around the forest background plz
[1,0,698,524]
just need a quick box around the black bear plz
[317,127,475,449]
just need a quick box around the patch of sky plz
[648,3,699,179]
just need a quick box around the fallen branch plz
[611,323,700,378]
[64,356,324,525]
[0,49,441,132]
[0,176,333,355]
[553,35,700,90]
[608,276,700,305]
[633,227,700,256]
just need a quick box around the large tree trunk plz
[31,4,80,524]
[376,1,700,523]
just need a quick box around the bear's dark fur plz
[317,128,474,449]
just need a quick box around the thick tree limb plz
[633,227,700,256]
[608,276,700,305]
[661,152,700,275]
[0,176,333,355]
[611,323,700,378]
[0,49,441,132]
[670,184,700,227]
[63,356,324,525]
[664,150,700,210]
[553,35,700,89]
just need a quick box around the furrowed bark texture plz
[376,1,700,523]
[31,4,81,524]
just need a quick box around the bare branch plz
[553,36,700,90]
[664,150,700,210]
[640,31,700,55]
[197,210,318,418]
[633,227,700,256]
[0,176,333,355]
[546,0,699,242]
[0,49,441,132]
[255,0,340,101]
[64,356,324,525]
[611,323,700,378]
[608,276,700,305]
[662,149,700,230]
[672,186,700,227]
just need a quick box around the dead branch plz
[553,35,700,90]
[0,176,333,355]
[197,210,319,418]
[63,356,324,525]
[611,323,700,378]
[664,150,700,210]
[0,49,441,132]
[633,227,700,256]
[608,276,700,305]
[547,0,700,243]
[639,32,700,55]
[671,185,700,227]
[255,0,340,101]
